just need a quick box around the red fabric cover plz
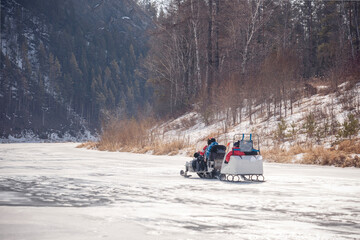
[200,145,207,156]
[225,148,245,162]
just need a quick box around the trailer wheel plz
[233,175,240,182]
[219,174,226,181]
[258,175,264,182]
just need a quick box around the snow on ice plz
[0,143,359,240]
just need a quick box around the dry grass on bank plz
[78,117,192,155]
[136,139,191,155]
[77,115,360,167]
[302,146,360,167]
[263,139,360,168]
[98,117,153,152]
[76,141,99,149]
[262,147,293,163]
[332,139,360,154]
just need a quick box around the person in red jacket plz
[200,145,207,156]
[200,138,211,156]
[225,141,245,163]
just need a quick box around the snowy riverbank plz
[0,130,98,143]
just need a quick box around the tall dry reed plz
[263,140,360,168]
[83,117,192,155]
[98,117,155,151]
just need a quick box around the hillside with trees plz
[88,0,360,167]
[1,0,153,139]
[143,0,359,120]
[1,0,360,154]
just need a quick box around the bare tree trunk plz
[42,109,45,126]
[304,0,314,77]
[170,77,174,114]
[279,94,282,118]
[241,0,262,74]
[283,84,287,117]
[207,0,213,99]
[274,98,277,118]
[239,103,242,123]
[214,0,220,71]
[342,0,355,59]
[241,44,249,74]
[283,1,290,50]
[354,2,360,51]
[232,107,237,125]
[191,0,201,93]
[172,33,179,109]
[248,98,252,124]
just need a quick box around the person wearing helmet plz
[224,140,245,163]
[205,138,218,160]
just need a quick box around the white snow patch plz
[7,131,40,143]
[293,153,306,163]
[0,130,98,143]
[16,58,22,69]
[316,85,329,89]
[338,81,349,88]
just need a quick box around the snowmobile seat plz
[209,145,226,161]
[210,144,226,152]
[209,145,226,171]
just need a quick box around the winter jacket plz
[200,145,207,156]
[206,142,218,158]
[225,148,245,163]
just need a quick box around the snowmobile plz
[180,144,227,179]
[180,134,264,182]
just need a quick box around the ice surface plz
[0,143,359,240]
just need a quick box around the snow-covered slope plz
[156,82,360,153]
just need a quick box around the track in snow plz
[0,143,359,240]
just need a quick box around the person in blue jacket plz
[205,138,218,161]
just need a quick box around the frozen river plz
[0,143,359,240]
